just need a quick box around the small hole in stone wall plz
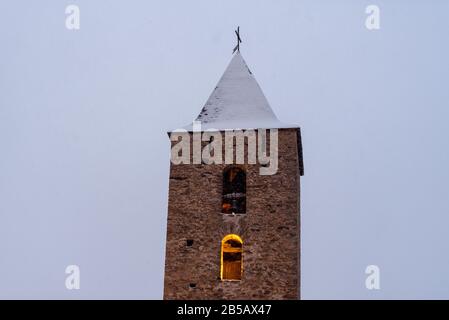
[186,240,194,247]
[189,283,196,288]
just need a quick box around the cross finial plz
[233,26,242,54]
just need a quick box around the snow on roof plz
[176,52,297,132]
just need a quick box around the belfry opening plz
[222,166,246,214]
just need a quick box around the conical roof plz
[182,52,297,131]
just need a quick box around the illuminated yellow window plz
[220,234,243,281]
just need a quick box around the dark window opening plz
[222,166,246,214]
[189,283,196,288]
[186,239,194,247]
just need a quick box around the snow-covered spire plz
[183,52,296,131]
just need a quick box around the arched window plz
[222,166,246,214]
[220,234,243,281]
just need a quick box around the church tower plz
[163,50,304,300]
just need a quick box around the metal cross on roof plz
[232,26,242,54]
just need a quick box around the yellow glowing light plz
[220,234,243,281]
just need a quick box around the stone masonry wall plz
[163,128,301,299]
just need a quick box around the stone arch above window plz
[222,166,246,214]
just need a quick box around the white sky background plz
[1,0,449,299]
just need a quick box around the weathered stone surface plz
[163,128,302,300]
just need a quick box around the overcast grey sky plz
[1,0,449,299]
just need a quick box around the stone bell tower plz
[163,50,304,300]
